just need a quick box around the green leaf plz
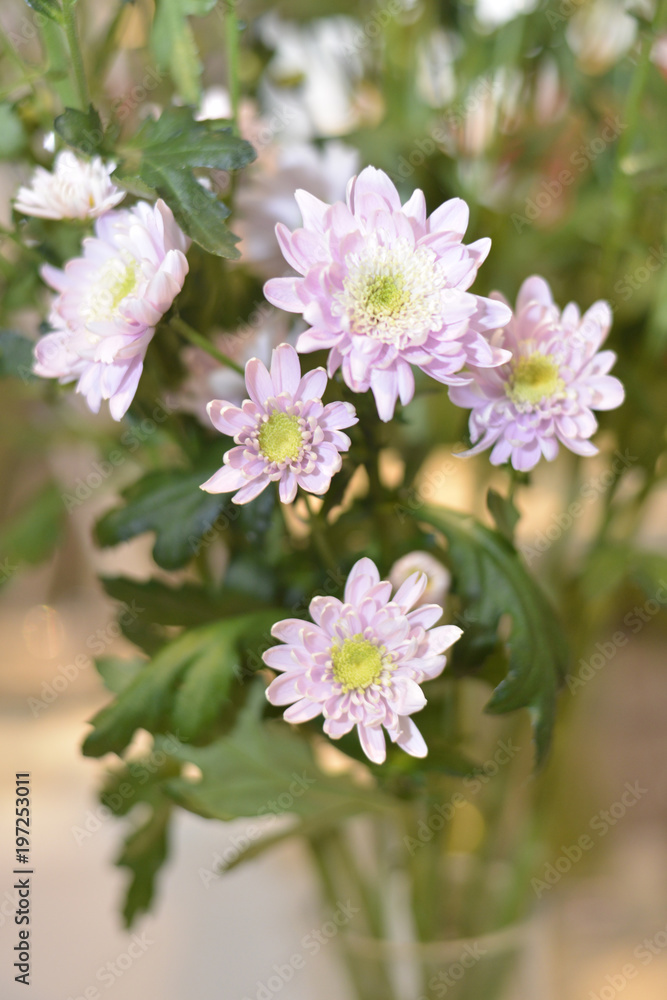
[166,694,392,823]
[82,611,281,756]
[54,105,105,156]
[94,467,227,570]
[100,577,269,627]
[24,0,63,23]
[0,331,35,382]
[486,488,520,543]
[140,163,241,258]
[125,107,253,170]
[0,482,64,573]
[95,656,147,695]
[112,106,255,257]
[414,506,569,765]
[0,106,26,159]
[116,801,171,928]
[150,0,221,106]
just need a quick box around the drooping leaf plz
[116,801,171,928]
[413,506,569,765]
[94,467,227,570]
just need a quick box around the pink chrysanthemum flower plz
[14,150,125,220]
[200,343,357,504]
[34,199,190,420]
[264,557,462,764]
[263,166,512,421]
[449,276,624,471]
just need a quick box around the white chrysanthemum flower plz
[14,151,125,220]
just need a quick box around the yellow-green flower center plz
[506,354,564,405]
[331,635,384,692]
[258,411,303,464]
[87,257,141,322]
[365,275,405,315]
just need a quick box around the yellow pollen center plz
[87,258,140,321]
[258,411,303,464]
[331,635,384,691]
[365,275,405,315]
[507,354,564,405]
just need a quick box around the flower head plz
[34,199,190,420]
[14,151,125,220]
[264,557,462,764]
[449,276,624,471]
[200,343,357,504]
[263,166,512,421]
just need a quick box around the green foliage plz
[54,105,105,154]
[414,507,569,765]
[95,656,147,695]
[100,577,270,627]
[150,0,219,104]
[0,106,26,159]
[0,332,35,382]
[82,610,281,756]
[166,688,392,823]
[0,482,64,579]
[24,0,63,23]
[486,488,521,544]
[94,467,228,570]
[116,800,171,928]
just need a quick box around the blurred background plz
[1,0,667,996]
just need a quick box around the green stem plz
[62,0,90,110]
[170,316,244,375]
[304,493,339,577]
[224,1,240,130]
[0,224,44,263]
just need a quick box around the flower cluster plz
[264,166,512,421]
[264,557,462,763]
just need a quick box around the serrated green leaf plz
[414,506,569,766]
[116,801,171,928]
[140,163,241,257]
[82,611,282,756]
[54,105,105,155]
[166,698,392,822]
[0,331,35,382]
[125,107,255,171]
[24,0,63,23]
[94,467,226,570]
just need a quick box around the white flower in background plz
[475,0,538,29]
[651,33,667,81]
[389,552,451,608]
[235,140,360,277]
[566,1,637,75]
[34,200,190,420]
[258,14,366,139]
[14,151,125,220]
[176,308,294,425]
[416,29,458,108]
